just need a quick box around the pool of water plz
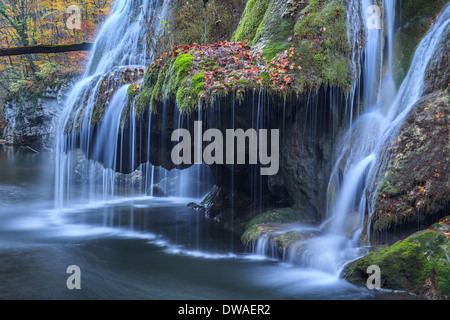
[0,145,405,300]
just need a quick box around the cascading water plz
[54,0,212,217]
[300,1,449,273]
[53,0,448,278]
[253,1,449,275]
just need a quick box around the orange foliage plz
[0,0,114,94]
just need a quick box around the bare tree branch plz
[0,42,93,56]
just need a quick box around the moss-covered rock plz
[172,0,247,46]
[233,0,352,92]
[240,207,317,252]
[371,90,449,231]
[392,0,447,86]
[65,66,144,134]
[106,0,354,120]
[244,207,305,232]
[131,41,283,113]
[6,62,80,106]
[342,216,450,299]
[4,62,81,148]
[231,0,272,44]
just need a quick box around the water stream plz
[0,0,447,299]
[254,1,449,275]
[0,145,385,299]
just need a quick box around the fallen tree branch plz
[22,145,40,154]
[0,42,94,57]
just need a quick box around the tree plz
[0,0,113,101]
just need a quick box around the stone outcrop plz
[4,68,78,149]
[342,216,450,300]
[370,90,449,237]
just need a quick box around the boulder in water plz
[342,216,450,300]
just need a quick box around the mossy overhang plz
[232,0,353,91]
[127,0,354,116]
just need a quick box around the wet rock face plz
[423,29,449,95]
[269,118,333,222]
[187,89,346,231]
[371,90,449,234]
[4,87,70,149]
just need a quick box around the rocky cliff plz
[4,63,79,149]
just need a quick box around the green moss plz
[191,72,206,92]
[172,54,194,81]
[260,71,270,83]
[134,87,152,116]
[173,0,247,45]
[400,0,447,24]
[235,0,351,92]
[231,0,272,43]
[309,0,321,11]
[235,78,250,87]
[241,224,268,244]
[127,84,140,104]
[393,18,431,87]
[149,69,166,113]
[244,208,302,232]
[255,5,294,45]
[293,0,350,89]
[176,72,206,113]
[135,53,197,114]
[344,230,450,298]
[393,0,447,86]
[263,42,292,61]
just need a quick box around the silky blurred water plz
[0,145,404,300]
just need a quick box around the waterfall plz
[257,1,449,274]
[255,0,398,272]
[318,2,448,271]
[54,0,211,215]
[53,0,448,274]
